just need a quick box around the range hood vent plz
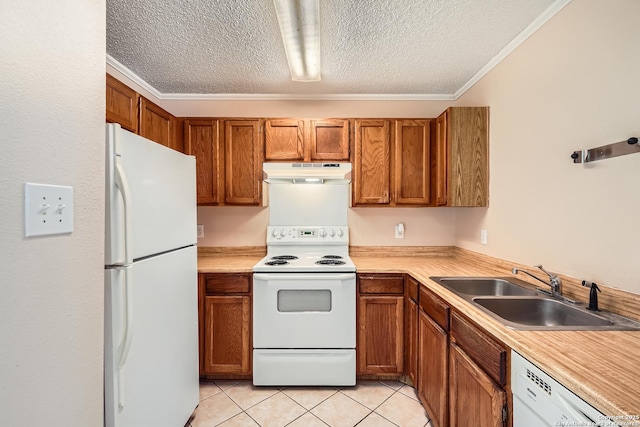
[263,162,352,184]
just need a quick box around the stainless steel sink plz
[433,277,537,297]
[473,297,615,328]
[429,276,640,331]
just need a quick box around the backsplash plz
[196,206,456,247]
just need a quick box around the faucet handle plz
[535,264,557,279]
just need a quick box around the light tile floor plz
[188,380,432,427]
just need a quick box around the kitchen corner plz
[198,246,640,418]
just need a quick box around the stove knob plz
[271,229,279,237]
[337,228,344,237]
[280,229,287,237]
[319,229,327,238]
[329,229,336,237]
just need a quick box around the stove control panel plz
[267,226,349,244]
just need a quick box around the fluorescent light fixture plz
[273,0,321,82]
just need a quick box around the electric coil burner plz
[253,226,355,273]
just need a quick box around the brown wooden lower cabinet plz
[357,273,405,375]
[449,343,507,427]
[403,274,419,386]
[203,295,250,374]
[449,311,508,427]
[358,295,404,375]
[199,273,252,376]
[418,310,449,427]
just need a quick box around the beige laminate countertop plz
[198,253,640,418]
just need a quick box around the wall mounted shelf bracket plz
[571,137,639,163]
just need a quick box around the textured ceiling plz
[106,0,564,98]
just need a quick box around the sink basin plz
[432,277,537,297]
[430,276,640,330]
[474,297,614,328]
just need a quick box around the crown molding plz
[159,92,456,101]
[106,54,164,99]
[107,54,455,101]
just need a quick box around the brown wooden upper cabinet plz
[184,119,222,205]
[106,74,183,152]
[434,107,489,207]
[139,97,175,149]
[264,118,349,162]
[106,73,139,133]
[225,120,263,205]
[310,119,350,160]
[352,119,431,206]
[184,118,263,206]
[264,119,304,161]
[352,119,391,205]
[395,119,431,205]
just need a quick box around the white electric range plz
[253,163,356,387]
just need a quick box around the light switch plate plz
[197,224,204,238]
[25,183,74,237]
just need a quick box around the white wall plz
[454,0,640,294]
[0,1,105,425]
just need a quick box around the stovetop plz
[253,226,355,273]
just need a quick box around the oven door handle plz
[253,273,356,281]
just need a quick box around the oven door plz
[253,272,356,349]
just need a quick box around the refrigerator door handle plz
[117,266,134,409]
[114,161,133,266]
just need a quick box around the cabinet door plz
[405,297,419,386]
[106,74,139,132]
[418,310,448,427]
[449,343,506,427]
[224,120,262,205]
[447,107,489,207]
[358,295,404,374]
[310,119,350,160]
[394,119,431,205]
[264,119,304,161]
[434,112,448,206]
[404,275,419,386]
[184,119,222,205]
[203,295,251,374]
[352,119,391,206]
[139,97,175,148]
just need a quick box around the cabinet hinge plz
[502,404,508,426]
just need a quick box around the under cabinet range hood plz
[263,162,352,184]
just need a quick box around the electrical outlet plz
[197,224,204,238]
[480,229,488,245]
[24,183,74,237]
[395,223,405,239]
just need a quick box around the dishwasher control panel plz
[511,350,619,427]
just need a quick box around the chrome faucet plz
[512,264,563,298]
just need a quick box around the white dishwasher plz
[511,350,621,427]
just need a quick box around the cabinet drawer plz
[450,311,507,386]
[405,275,419,302]
[419,287,450,331]
[204,274,251,294]
[358,274,404,295]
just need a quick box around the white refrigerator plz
[104,124,199,427]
